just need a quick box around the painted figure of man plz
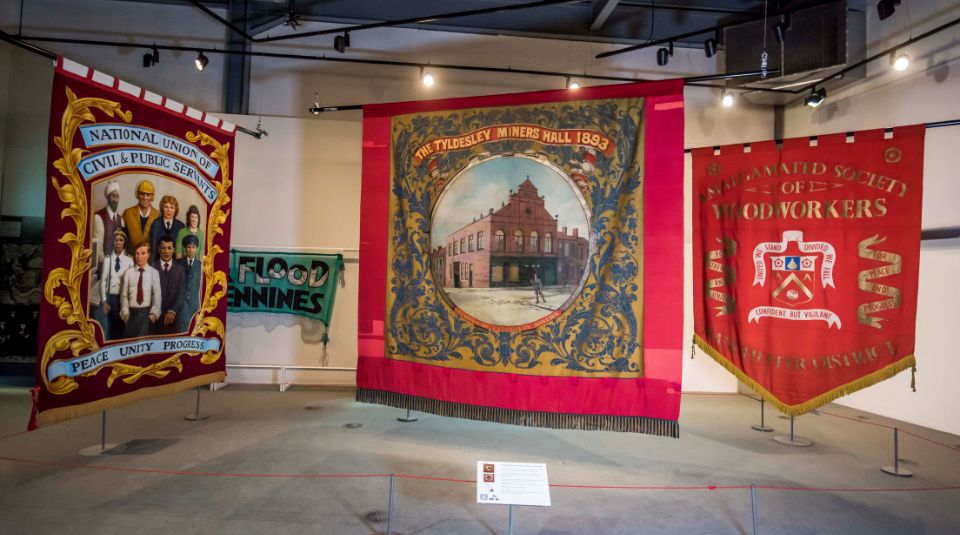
[92,180,124,268]
[532,271,545,304]
[149,195,184,262]
[122,180,159,255]
[176,234,202,332]
[99,228,134,340]
[152,236,185,335]
[120,242,161,338]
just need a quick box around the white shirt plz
[120,264,161,317]
[100,250,134,300]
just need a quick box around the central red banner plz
[692,127,924,415]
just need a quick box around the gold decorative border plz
[40,86,230,396]
[693,334,915,416]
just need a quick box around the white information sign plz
[476,461,551,506]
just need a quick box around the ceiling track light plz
[892,52,910,71]
[703,38,717,58]
[334,32,350,54]
[420,66,435,87]
[142,46,159,68]
[804,86,827,108]
[194,50,209,71]
[877,0,901,21]
[656,43,673,67]
[566,77,580,90]
[773,14,790,45]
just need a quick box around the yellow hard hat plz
[136,180,155,194]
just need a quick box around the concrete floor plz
[0,385,958,534]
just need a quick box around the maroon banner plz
[693,126,924,415]
[31,58,235,428]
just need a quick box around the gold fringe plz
[693,334,915,416]
[35,371,225,427]
[356,388,679,438]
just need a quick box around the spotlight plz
[142,47,160,68]
[334,32,351,53]
[893,53,910,71]
[656,42,674,66]
[877,0,900,21]
[804,87,827,108]
[703,38,717,58]
[420,67,435,87]
[656,47,669,66]
[566,77,580,90]
[721,91,734,108]
[194,51,209,71]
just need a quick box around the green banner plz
[228,250,344,325]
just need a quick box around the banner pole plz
[751,398,773,432]
[78,410,125,456]
[774,416,811,447]
[397,408,418,423]
[750,484,759,535]
[184,386,209,421]
[508,504,514,535]
[881,427,913,477]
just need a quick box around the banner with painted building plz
[358,81,684,436]
[31,57,235,428]
[692,127,924,415]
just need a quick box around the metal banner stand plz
[751,398,774,432]
[184,386,209,421]
[373,473,405,535]
[78,411,125,456]
[750,484,759,535]
[508,504,515,535]
[881,428,913,477]
[397,408,418,423]
[773,416,812,446]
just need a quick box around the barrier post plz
[881,428,913,477]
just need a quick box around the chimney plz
[562,226,568,236]
[489,208,494,214]
[573,228,579,237]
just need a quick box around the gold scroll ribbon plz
[857,234,902,329]
[706,237,737,316]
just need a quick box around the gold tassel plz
[692,334,915,416]
[911,365,916,392]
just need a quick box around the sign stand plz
[184,386,209,421]
[773,416,812,446]
[397,408,418,423]
[750,398,773,432]
[508,504,515,535]
[881,428,913,477]
[78,411,125,456]
[750,484,759,535]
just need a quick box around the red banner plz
[31,58,235,428]
[358,81,684,436]
[692,127,924,415]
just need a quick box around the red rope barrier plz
[0,455,958,493]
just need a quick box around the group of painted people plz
[90,179,206,340]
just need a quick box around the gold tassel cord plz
[692,334,915,416]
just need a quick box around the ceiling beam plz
[590,0,620,31]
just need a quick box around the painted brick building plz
[431,177,588,288]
